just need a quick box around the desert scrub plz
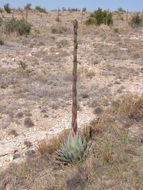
[129,14,142,28]
[35,6,46,13]
[5,18,31,36]
[56,132,92,165]
[51,25,69,34]
[4,3,11,13]
[85,8,113,25]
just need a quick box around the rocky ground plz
[0,10,143,170]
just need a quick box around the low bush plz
[129,14,142,28]
[5,18,31,36]
[86,8,113,26]
[24,3,31,10]
[35,6,46,13]
[51,25,68,34]
[4,3,11,13]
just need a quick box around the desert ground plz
[0,9,143,190]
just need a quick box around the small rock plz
[8,129,18,137]
[94,107,103,115]
[13,153,20,160]
[24,117,34,128]
[25,150,36,157]
[44,114,48,118]
[16,112,23,119]
[81,93,89,99]
[24,140,32,148]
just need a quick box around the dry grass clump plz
[38,129,70,155]
[87,109,121,137]
[117,93,143,121]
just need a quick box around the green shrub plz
[35,6,46,13]
[51,25,68,34]
[86,8,113,26]
[85,17,97,25]
[56,132,92,165]
[4,3,11,13]
[114,28,119,33]
[24,3,31,10]
[5,18,31,36]
[129,14,142,28]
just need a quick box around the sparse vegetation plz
[86,8,113,25]
[4,3,11,13]
[1,96,143,189]
[0,7,143,190]
[5,18,31,36]
[129,14,142,28]
[35,6,46,13]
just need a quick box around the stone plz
[24,118,34,128]
[94,107,103,115]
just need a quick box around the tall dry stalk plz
[72,20,78,135]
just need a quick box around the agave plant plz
[56,132,92,165]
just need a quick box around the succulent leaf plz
[56,132,92,165]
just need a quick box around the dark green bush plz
[24,3,31,10]
[82,8,87,12]
[118,8,126,12]
[0,17,3,27]
[4,3,11,13]
[5,18,31,36]
[86,8,113,26]
[129,14,142,28]
[35,6,46,13]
